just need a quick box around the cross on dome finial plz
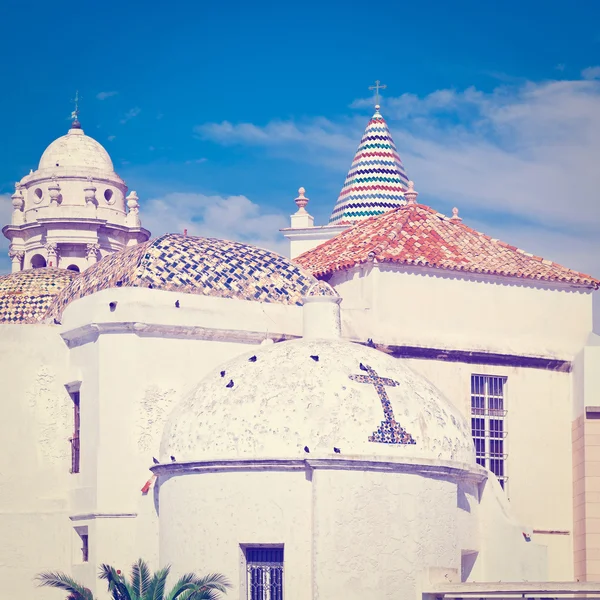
[70,90,81,129]
[369,80,387,109]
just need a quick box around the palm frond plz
[194,573,232,594]
[166,573,197,600]
[145,565,171,600]
[35,571,95,600]
[98,564,132,600]
[131,558,152,598]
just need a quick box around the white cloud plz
[96,91,118,100]
[107,135,116,141]
[184,158,208,165]
[582,66,600,80]
[141,192,289,256]
[197,76,600,276]
[120,107,141,124]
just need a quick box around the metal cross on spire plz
[71,90,80,123]
[368,80,387,107]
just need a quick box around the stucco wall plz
[159,470,313,600]
[0,325,72,600]
[311,468,465,600]
[332,264,593,358]
[406,358,574,580]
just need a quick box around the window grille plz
[246,547,283,600]
[471,375,507,488]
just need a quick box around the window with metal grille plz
[246,547,283,600]
[471,375,507,489]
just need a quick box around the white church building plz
[1,103,600,600]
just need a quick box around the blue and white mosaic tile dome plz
[46,233,318,319]
[161,338,476,465]
[0,268,79,324]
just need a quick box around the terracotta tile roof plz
[295,204,599,288]
[0,268,79,324]
[46,233,317,320]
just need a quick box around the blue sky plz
[1,0,600,276]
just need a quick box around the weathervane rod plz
[368,80,387,107]
[71,90,80,122]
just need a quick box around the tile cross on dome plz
[349,364,416,445]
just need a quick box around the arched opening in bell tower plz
[30,254,47,269]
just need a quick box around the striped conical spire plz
[329,106,409,225]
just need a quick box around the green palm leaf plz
[165,573,197,600]
[194,573,232,595]
[131,559,152,598]
[144,565,171,600]
[35,571,95,600]
[98,564,133,600]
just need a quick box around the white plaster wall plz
[58,288,304,589]
[331,264,593,358]
[478,474,547,581]
[406,358,573,580]
[160,465,542,600]
[0,325,73,600]
[60,287,303,340]
[311,469,463,600]
[159,471,312,600]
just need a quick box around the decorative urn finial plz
[295,187,309,213]
[11,185,24,211]
[450,207,463,223]
[405,180,418,205]
[127,191,140,212]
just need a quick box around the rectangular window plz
[70,391,80,474]
[471,375,507,488]
[246,547,284,600]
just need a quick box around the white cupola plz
[2,110,150,273]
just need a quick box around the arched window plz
[66,264,80,273]
[30,254,47,269]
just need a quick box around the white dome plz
[38,127,114,172]
[161,339,476,465]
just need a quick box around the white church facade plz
[1,104,600,600]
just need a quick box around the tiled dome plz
[38,127,114,172]
[161,338,476,464]
[46,233,318,319]
[0,268,79,324]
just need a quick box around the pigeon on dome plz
[329,81,410,225]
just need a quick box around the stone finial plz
[127,191,140,212]
[450,207,462,223]
[126,191,141,227]
[48,178,61,207]
[405,181,418,206]
[295,187,309,213]
[84,177,98,206]
[11,186,24,211]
